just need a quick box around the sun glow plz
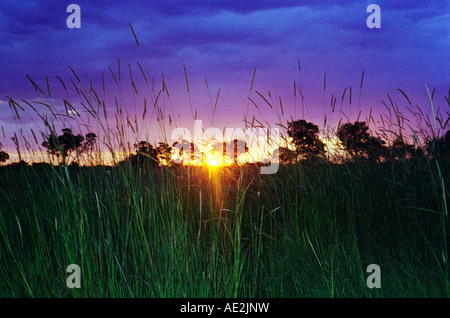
[207,157,219,167]
[320,135,346,161]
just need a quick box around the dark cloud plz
[0,0,448,122]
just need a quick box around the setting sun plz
[206,157,219,167]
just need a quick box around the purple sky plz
[0,0,449,158]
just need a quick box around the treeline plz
[280,120,449,163]
[0,120,449,168]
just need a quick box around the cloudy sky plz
[0,0,448,155]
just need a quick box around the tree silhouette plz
[287,119,325,161]
[84,133,97,152]
[42,128,97,165]
[0,151,9,164]
[132,140,158,166]
[42,128,83,165]
[337,121,385,161]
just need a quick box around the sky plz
[0,0,449,160]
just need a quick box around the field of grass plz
[0,155,448,297]
[0,23,448,298]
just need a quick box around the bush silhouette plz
[426,130,450,159]
[129,140,159,166]
[387,136,422,160]
[277,147,298,164]
[0,151,9,164]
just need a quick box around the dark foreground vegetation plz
[0,153,448,297]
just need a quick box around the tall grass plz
[0,156,448,297]
[0,23,448,298]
